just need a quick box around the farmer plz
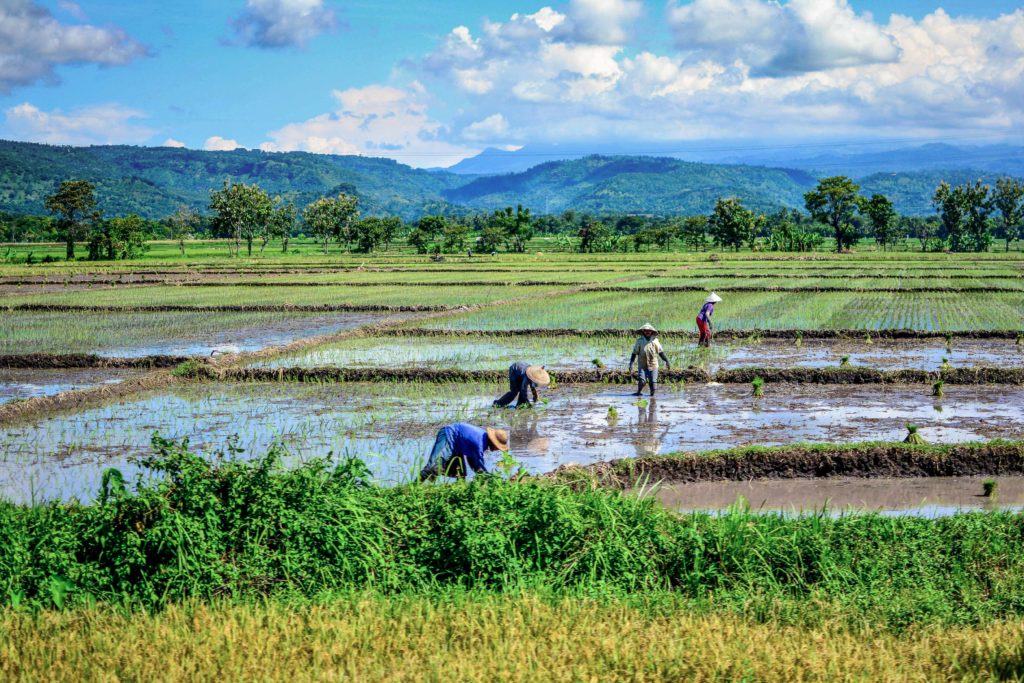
[628,323,671,396]
[493,363,550,408]
[419,422,509,481]
[696,292,722,347]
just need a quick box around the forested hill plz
[0,140,1013,219]
[443,156,817,215]
[0,140,463,220]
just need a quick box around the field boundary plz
[584,285,1024,293]
[550,441,1024,487]
[6,303,457,313]
[376,327,1024,340]
[0,354,191,369]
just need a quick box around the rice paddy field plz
[4,243,1024,680]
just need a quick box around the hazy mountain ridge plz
[0,140,1017,219]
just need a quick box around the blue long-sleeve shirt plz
[442,423,491,474]
[698,302,715,323]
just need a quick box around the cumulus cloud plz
[2,102,153,145]
[667,0,900,76]
[162,138,186,148]
[0,0,147,94]
[462,113,509,141]
[204,136,242,151]
[412,3,1024,146]
[230,0,336,48]
[259,83,478,167]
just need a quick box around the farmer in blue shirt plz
[697,292,721,347]
[419,422,510,481]
[493,362,550,408]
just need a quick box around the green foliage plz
[489,205,534,253]
[3,437,1024,626]
[408,215,447,254]
[993,177,1024,251]
[87,214,148,261]
[862,194,899,250]
[166,206,199,256]
[302,193,359,254]
[805,176,862,252]
[44,179,97,259]
[708,197,763,252]
[352,216,400,253]
[933,180,993,253]
[577,216,612,253]
[208,180,273,257]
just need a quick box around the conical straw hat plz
[526,365,550,386]
[705,292,722,303]
[486,427,510,451]
[637,323,658,333]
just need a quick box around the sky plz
[0,0,1021,167]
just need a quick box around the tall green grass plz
[2,437,1024,626]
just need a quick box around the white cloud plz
[260,84,478,167]
[567,0,642,44]
[0,0,147,94]
[667,0,900,76]
[56,1,86,21]
[162,138,186,148]
[204,136,242,151]
[2,102,153,145]
[231,0,336,48]
[463,113,509,141]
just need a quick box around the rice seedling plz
[864,333,873,344]
[903,423,926,444]
[606,406,618,421]
[933,380,945,398]
[591,358,605,368]
[636,398,649,408]
[982,479,998,499]
[840,355,851,368]
[940,357,952,371]
[794,330,803,347]
[752,376,765,397]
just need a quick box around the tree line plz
[17,174,1024,260]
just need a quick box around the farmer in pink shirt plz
[697,293,722,347]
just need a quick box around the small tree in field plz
[861,193,898,250]
[408,215,446,254]
[680,215,709,251]
[45,179,97,260]
[491,205,534,253]
[209,180,273,257]
[266,200,296,253]
[168,206,199,257]
[805,176,861,252]
[993,177,1024,252]
[708,197,762,252]
[303,193,359,254]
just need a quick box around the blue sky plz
[1,0,1021,167]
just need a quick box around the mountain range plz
[0,139,1019,220]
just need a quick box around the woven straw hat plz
[638,323,657,334]
[526,365,550,386]
[705,292,722,303]
[486,427,510,451]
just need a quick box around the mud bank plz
[0,353,192,369]
[551,442,1024,489]
[585,285,1024,293]
[183,364,1024,385]
[382,327,1023,340]
[6,303,454,313]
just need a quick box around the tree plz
[577,216,611,253]
[680,215,708,251]
[492,205,534,253]
[352,216,400,253]
[861,194,898,250]
[933,181,966,251]
[933,180,991,252]
[993,177,1024,252]
[209,180,273,257]
[167,206,199,257]
[267,200,296,253]
[441,220,470,253]
[804,176,862,252]
[88,214,147,260]
[302,193,359,254]
[45,179,97,260]
[708,198,762,252]
[961,180,993,252]
[408,215,446,254]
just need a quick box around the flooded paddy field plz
[421,290,1024,331]
[0,310,387,356]
[0,368,142,404]
[649,475,1024,517]
[3,381,1024,503]
[251,333,1024,372]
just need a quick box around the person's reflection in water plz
[632,397,670,458]
[509,412,551,467]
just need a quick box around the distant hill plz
[1,140,1017,219]
[0,140,462,220]
[443,155,817,214]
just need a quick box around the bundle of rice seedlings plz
[606,406,618,421]
[794,330,803,347]
[752,376,765,398]
[940,357,951,371]
[903,423,926,444]
[932,380,945,398]
[840,355,851,368]
[592,358,605,369]
[983,479,999,499]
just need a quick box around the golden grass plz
[2,597,1023,682]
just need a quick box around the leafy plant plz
[903,423,926,444]
[752,376,765,398]
[932,380,945,398]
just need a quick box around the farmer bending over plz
[697,292,722,347]
[493,362,550,408]
[629,323,670,396]
[419,422,509,481]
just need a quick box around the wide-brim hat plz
[486,427,510,451]
[705,292,722,303]
[637,323,657,334]
[526,365,550,386]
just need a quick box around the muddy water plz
[104,313,385,357]
[3,382,1024,503]
[253,337,1024,372]
[649,476,1024,518]
[0,368,140,405]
